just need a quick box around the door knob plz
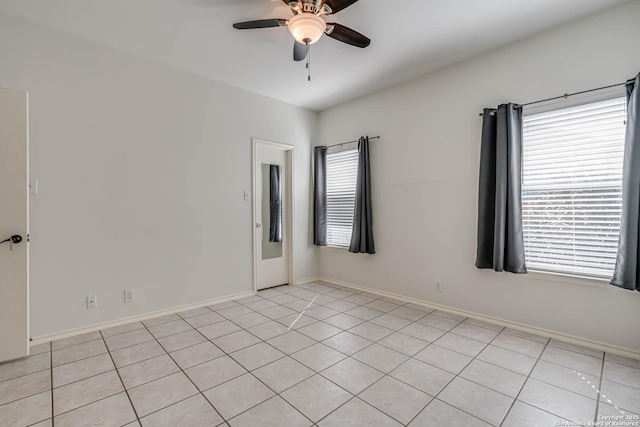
[256,223,262,228]
[0,235,22,245]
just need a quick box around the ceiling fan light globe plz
[288,13,326,45]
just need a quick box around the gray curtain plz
[611,73,640,291]
[313,146,327,246]
[269,165,281,243]
[349,137,375,254]
[476,104,527,273]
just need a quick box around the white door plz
[254,142,290,290]
[0,87,30,362]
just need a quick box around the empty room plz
[1,0,640,426]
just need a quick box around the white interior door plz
[254,142,291,290]
[0,87,29,362]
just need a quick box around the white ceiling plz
[0,0,628,111]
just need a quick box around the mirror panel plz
[262,163,282,260]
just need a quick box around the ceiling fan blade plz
[325,23,370,48]
[293,41,309,61]
[322,0,359,14]
[233,19,287,30]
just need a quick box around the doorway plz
[252,139,294,291]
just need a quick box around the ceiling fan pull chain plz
[307,43,312,81]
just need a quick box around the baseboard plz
[30,290,254,347]
[296,276,321,285]
[319,276,640,361]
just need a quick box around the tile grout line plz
[313,301,602,426]
[106,302,317,395]
[402,324,503,426]
[232,289,377,425]
[447,325,599,425]
[595,352,636,418]
[0,354,51,385]
[515,349,611,418]
[209,293,350,425]
[47,343,131,421]
[34,379,128,422]
[110,344,169,370]
[344,297,616,422]
[197,285,379,425]
[477,345,614,399]
[137,319,228,425]
[594,352,606,424]
[47,355,118,391]
[106,293,430,374]
[316,324,443,425]
[498,338,551,427]
[293,295,468,426]
[147,300,337,425]
[99,330,141,425]
[46,338,108,367]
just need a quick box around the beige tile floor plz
[1,281,639,426]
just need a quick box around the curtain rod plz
[323,136,381,150]
[477,80,631,116]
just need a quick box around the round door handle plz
[256,223,262,228]
[1,235,22,245]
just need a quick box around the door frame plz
[252,138,295,293]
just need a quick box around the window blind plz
[522,97,627,279]
[326,148,358,247]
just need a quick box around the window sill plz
[321,245,349,252]
[524,269,613,290]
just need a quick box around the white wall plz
[0,13,318,338]
[318,1,640,352]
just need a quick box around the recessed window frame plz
[325,146,359,249]
[521,95,627,282]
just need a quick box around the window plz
[522,97,627,279]
[326,148,358,247]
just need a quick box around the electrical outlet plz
[435,280,443,293]
[86,295,97,309]
[124,289,135,303]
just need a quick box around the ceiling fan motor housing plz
[302,3,316,13]
[288,13,327,45]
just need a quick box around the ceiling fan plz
[233,0,370,62]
